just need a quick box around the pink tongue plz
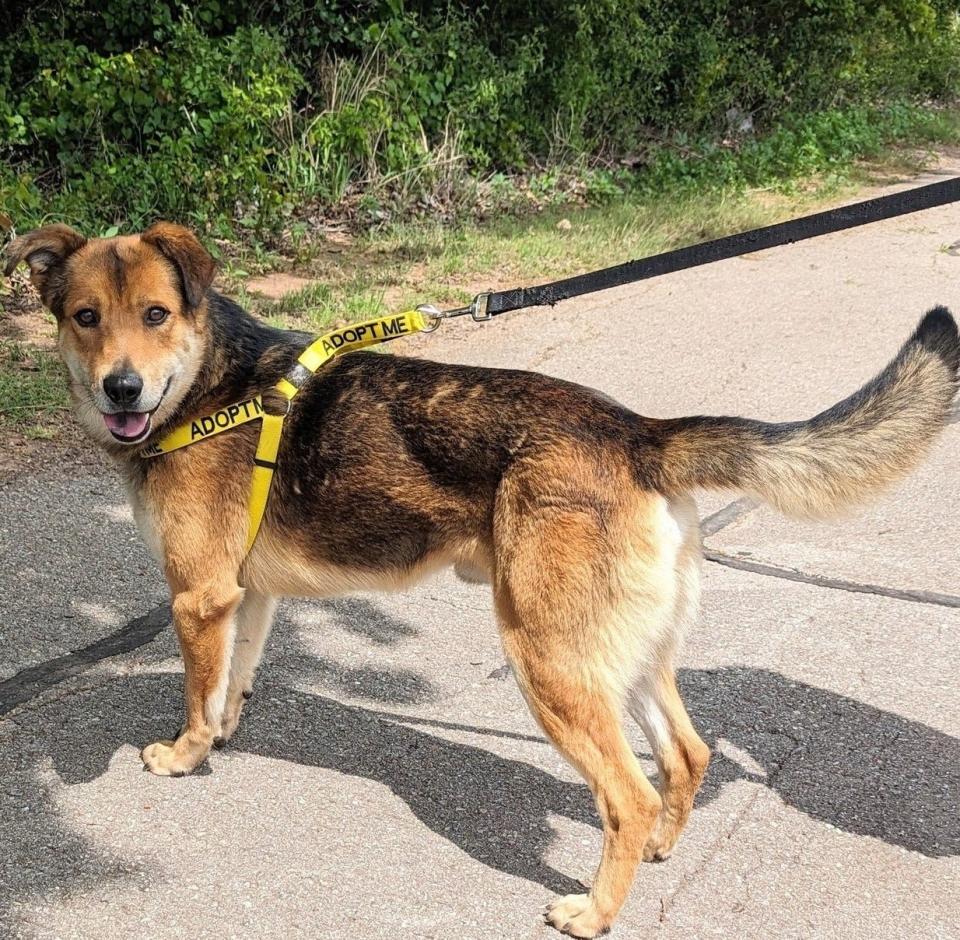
[103,411,150,438]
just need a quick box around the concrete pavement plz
[2,165,959,938]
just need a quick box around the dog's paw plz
[642,815,678,862]
[215,687,253,748]
[544,894,611,938]
[140,739,203,777]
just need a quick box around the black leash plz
[422,176,960,324]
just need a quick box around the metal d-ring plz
[417,304,444,332]
[260,390,292,417]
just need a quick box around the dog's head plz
[4,222,216,448]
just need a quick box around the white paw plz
[544,894,611,937]
[140,739,204,777]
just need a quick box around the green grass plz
[0,340,69,432]
[246,176,863,333]
[238,276,403,332]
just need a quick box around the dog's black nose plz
[103,370,144,406]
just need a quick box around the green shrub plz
[1,20,303,230]
[1,1,959,235]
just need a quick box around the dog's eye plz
[73,309,99,328]
[145,306,169,326]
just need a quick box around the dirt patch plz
[0,419,100,484]
[0,272,56,350]
[245,273,319,299]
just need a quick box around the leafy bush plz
[2,20,303,230]
[1,1,959,235]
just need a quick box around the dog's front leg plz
[141,578,243,776]
[216,590,277,747]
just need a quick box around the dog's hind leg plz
[627,499,710,861]
[494,469,671,937]
[500,620,661,938]
[216,590,277,747]
[628,667,710,861]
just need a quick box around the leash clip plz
[471,292,491,321]
[418,292,492,332]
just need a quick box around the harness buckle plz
[471,292,491,321]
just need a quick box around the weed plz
[0,340,68,429]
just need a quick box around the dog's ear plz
[142,222,216,309]
[4,224,88,306]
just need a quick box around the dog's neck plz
[177,291,304,412]
[190,293,257,400]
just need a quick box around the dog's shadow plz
[680,666,959,858]
[42,668,594,894]
[37,659,959,900]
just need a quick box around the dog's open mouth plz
[102,410,152,443]
[101,378,171,444]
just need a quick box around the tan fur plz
[492,452,689,934]
[7,222,957,937]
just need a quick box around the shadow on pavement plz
[318,596,421,645]
[2,656,957,935]
[37,671,594,896]
[681,666,959,858]
[276,598,439,705]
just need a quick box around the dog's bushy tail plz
[649,307,960,517]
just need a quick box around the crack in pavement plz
[659,734,803,922]
[699,497,960,608]
[699,498,756,537]
[703,549,960,608]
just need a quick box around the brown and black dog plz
[6,222,959,937]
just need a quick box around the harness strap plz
[248,411,286,551]
[141,396,264,457]
[144,309,432,553]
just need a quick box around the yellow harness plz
[143,309,434,552]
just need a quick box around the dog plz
[5,222,958,938]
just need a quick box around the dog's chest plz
[123,477,164,563]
